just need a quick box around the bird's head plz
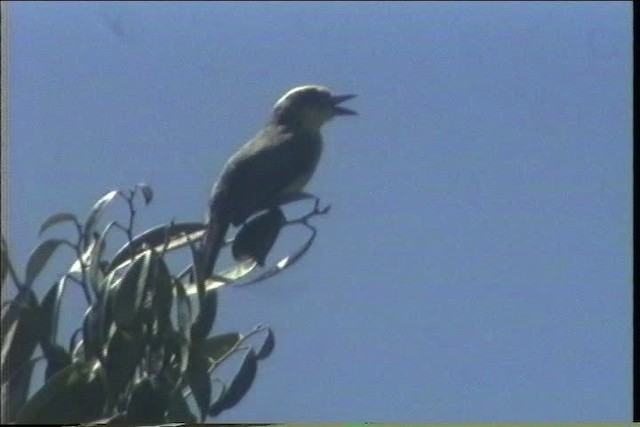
[272,85,357,130]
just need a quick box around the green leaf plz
[175,280,192,339]
[190,291,217,344]
[67,238,96,275]
[16,360,106,424]
[163,329,189,381]
[136,182,154,206]
[70,338,85,362]
[38,212,78,236]
[188,351,211,422]
[113,252,150,329]
[256,327,275,360]
[83,190,118,250]
[126,378,170,424]
[87,222,116,296]
[182,259,257,295]
[104,328,143,406]
[201,332,241,364]
[1,289,40,384]
[167,390,197,423]
[82,306,102,361]
[24,239,66,286]
[38,278,66,345]
[107,222,206,274]
[209,349,258,417]
[42,342,72,381]
[1,357,41,422]
[232,208,286,266]
[150,252,173,334]
[2,357,43,423]
[234,219,318,288]
[1,235,9,287]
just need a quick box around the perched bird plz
[198,85,357,279]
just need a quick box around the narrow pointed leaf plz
[190,291,217,344]
[42,342,72,380]
[167,390,197,423]
[1,289,40,385]
[188,352,211,422]
[175,280,192,339]
[16,361,106,424]
[232,208,285,266]
[87,222,115,295]
[183,259,257,295]
[83,190,118,250]
[113,252,149,329]
[38,278,65,345]
[1,356,40,422]
[209,349,258,416]
[234,222,317,288]
[67,238,96,275]
[151,254,173,334]
[104,328,144,404]
[136,182,154,205]
[25,239,66,286]
[201,332,241,364]
[1,235,9,286]
[107,222,205,273]
[126,378,170,424]
[256,328,275,360]
[38,212,78,236]
[82,306,102,361]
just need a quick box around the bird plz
[197,85,357,280]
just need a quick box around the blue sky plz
[5,1,632,423]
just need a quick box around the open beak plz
[331,93,357,116]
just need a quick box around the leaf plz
[190,291,217,344]
[87,221,116,296]
[233,221,317,288]
[126,378,170,424]
[83,190,118,250]
[107,222,206,274]
[113,252,149,329]
[183,226,205,302]
[67,238,96,275]
[38,278,66,345]
[104,328,143,405]
[1,357,40,422]
[187,351,211,422]
[175,280,192,339]
[167,390,197,423]
[183,259,257,296]
[82,306,102,361]
[136,182,154,205]
[1,289,40,385]
[150,254,173,334]
[201,333,241,364]
[1,235,9,287]
[24,239,66,286]
[164,329,189,381]
[70,338,85,362]
[38,212,78,236]
[42,342,72,381]
[16,360,106,424]
[256,328,275,360]
[209,349,258,417]
[232,208,286,266]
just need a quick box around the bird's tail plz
[197,198,231,281]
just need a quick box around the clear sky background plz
[5,1,632,423]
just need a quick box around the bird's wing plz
[216,125,322,224]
